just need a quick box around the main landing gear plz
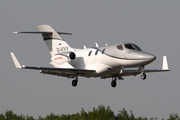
[141,72,147,80]
[111,77,117,88]
[71,72,146,87]
[72,76,78,87]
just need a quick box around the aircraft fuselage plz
[55,43,156,76]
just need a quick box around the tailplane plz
[37,25,74,56]
[14,25,74,56]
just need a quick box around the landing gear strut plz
[72,76,78,87]
[111,76,117,88]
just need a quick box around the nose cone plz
[139,52,156,63]
[125,51,156,66]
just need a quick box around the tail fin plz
[37,25,74,56]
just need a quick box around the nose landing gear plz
[139,65,147,80]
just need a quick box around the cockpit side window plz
[125,44,142,51]
[133,44,142,51]
[117,44,124,50]
[125,44,134,50]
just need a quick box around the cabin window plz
[102,49,106,54]
[117,44,123,50]
[95,50,98,55]
[88,51,92,56]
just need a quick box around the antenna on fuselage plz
[95,43,99,47]
[83,45,86,49]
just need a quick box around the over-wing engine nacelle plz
[51,52,76,65]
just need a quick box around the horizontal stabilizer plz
[14,31,72,35]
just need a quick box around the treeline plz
[0,105,179,120]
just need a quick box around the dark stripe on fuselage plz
[90,47,150,61]
[43,38,62,41]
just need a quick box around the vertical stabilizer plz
[37,25,73,56]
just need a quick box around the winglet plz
[10,52,22,68]
[162,56,169,70]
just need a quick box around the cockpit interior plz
[117,44,142,51]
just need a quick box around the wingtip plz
[13,31,20,34]
[162,56,169,70]
[10,52,22,68]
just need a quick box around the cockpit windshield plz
[124,44,142,51]
[117,44,124,50]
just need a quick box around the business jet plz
[10,25,170,87]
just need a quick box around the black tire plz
[141,73,147,80]
[72,80,77,87]
[111,81,117,87]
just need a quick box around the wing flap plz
[40,70,75,78]
[22,66,95,74]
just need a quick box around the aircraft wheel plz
[72,80,78,87]
[111,81,117,88]
[141,73,146,80]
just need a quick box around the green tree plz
[117,108,137,120]
[136,116,148,120]
[45,113,59,120]
[80,108,88,120]
[26,115,35,120]
[118,108,129,120]
[129,110,135,120]
[0,113,5,120]
[69,112,80,120]
[149,117,158,120]
[5,110,17,120]
[0,106,180,120]
[168,113,179,120]
[87,105,115,120]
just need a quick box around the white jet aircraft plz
[11,25,170,87]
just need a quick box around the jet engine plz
[51,52,76,65]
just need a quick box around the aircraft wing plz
[120,56,170,76]
[10,52,95,78]
[121,68,170,76]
